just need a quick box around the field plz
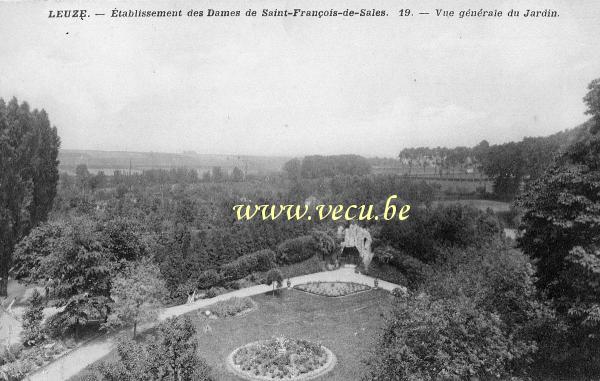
[58,149,290,175]
[432,199,511,213]
[73,288,392,380]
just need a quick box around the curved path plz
[28,267,404,381]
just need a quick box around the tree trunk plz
[133,322,137,339]
[0,276,7,297]
[0,243,10,297]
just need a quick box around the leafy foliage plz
[84,316,213,381]
[209,297,253,318]
[377,204,502,265]
[21,289,45,346]
[518,80,600,372]
[104,258,167,338]
[285,155,371,179]
[276,236,317,264]
[265,268,283,295]
[0,97,60,296]
[220,249,275,282]
[365,242,546,380]
[364,294,534,381]
[13,216,152,337]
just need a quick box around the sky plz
[0,0,599,157]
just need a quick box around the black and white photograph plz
[1,0,600,379]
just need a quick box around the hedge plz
[219,249,275,282]
[196,269,221,289]
[276,235,317,264]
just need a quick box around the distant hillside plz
[58,150,291,175]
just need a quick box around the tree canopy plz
[518,77,600,371]
[0,97,60,296]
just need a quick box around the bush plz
[22,289,45,346]
[364,294,535,380]
[310,230,336,258]
[0,358,35,381]
[277,256,324,279]
[204,287,227,299]
[220,249,275,282]
[276,236,316,264]
[209,297,253,317]
[364,241,551,380]
[377,204,502,263]
[266,269,283,295]
[196,269,221,289]
[0,344,23,367]
[81,316,214,381]
[371,246,430,289]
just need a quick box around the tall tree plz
[231,166,244,182]
[519,78,600,363]
[0,97,60,296]
[105,258,167,338]
[584,78,600,134]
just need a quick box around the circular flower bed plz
[294,281,371,297]
[228,337,336,380]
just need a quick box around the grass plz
[193,289,391,380]
[71,288,392,381]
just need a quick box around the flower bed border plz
[201,297,258,319]
[226,339,337,381]
[293,281,372,298]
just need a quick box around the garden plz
[228,337,335,380]
[293,282,371,297]
[71,288,392,380]
[205,297,255,318]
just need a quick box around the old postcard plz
[1,0,599,380]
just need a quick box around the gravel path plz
[28,267,404,381]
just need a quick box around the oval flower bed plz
[228,337,336,380]
[294,281,371,297]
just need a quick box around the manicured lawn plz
[194,289,391,380]
[74,288,391,380]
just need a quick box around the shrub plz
[277,256,324,279]
[276,236,316,264]
[377,204,502,264]
[22,289,45,346]
[197,269,221,289]
[310,231,336,258]
[82,316,214,381]
[0,358,35,381]
[0,344,22,366]
[363,294,536,381]
[220,249,275,282]
[210,297,253,317]
[266,269,283,295]
[372,246,430,289]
